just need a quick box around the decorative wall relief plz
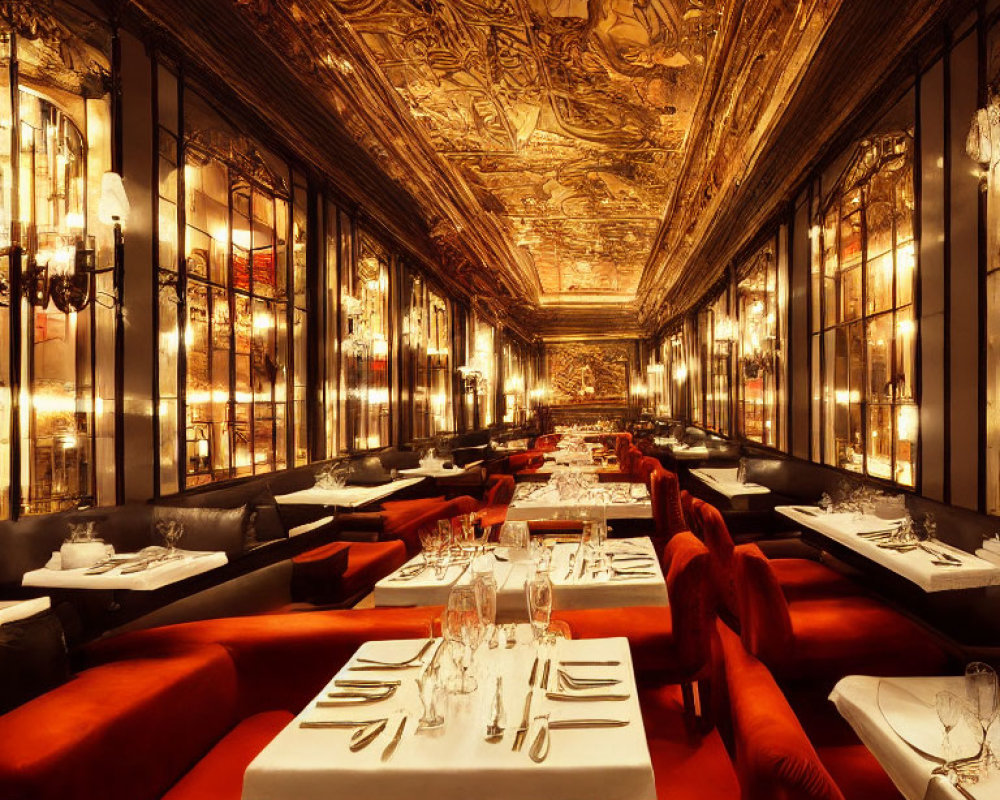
[546,341,632,405]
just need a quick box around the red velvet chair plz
[691,498,859,620]
[554,532,716,724]
[619,445,644,479]
[735,546,951,683]
[477,473,515,527]
[506,451,545,473]
[636,455,661,489]
[533,433,562,451]
[717,622,900,800]
[650,468,687,542]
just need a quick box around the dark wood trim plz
[977,1,988,512]
[175,62,188,492]
[9,34,21,520]
[942,26,953,504]
[150,50,162,498]
[913,58,924,497]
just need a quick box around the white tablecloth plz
[776,506,1000,592]
[0,596,51,624]
[274,478,425,508]
[373,539,667,617]
[690,468,771,498]
[399,465,475,479]
[505,484,652,522]
[830,675,1000,800]
[243,636,655,800]
[667,444,709,459]
[21,551,228,591]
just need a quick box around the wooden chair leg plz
[697,679,714,733]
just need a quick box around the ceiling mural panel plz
[330,0,720,298]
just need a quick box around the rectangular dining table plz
[372,537,668,617]
[242,634,656,800]
[830,674,999,800]
[21,551,228,591]
[775,506,1000,592]
[689,467,771,510]
[505,484,653,522]
[273,477,425,509]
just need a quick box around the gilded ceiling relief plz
[329,0,719,298]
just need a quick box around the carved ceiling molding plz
[636,0,840,325]
[228,0,540,306]
[640,0,960,335]
[1,0,111,99]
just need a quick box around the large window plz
[402,267,452,441]
[811,131,916,486]
[699,292,732,435]
[158,84,304,489]
[737,236,784,447]
[341,231,391,451]
[0,12,115,517]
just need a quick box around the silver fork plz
[355,640,434,668]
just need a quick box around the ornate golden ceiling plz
[134,0,957,336]
[323,0,717,300]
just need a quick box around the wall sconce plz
[457,364,485,394]
[23,172,130,313]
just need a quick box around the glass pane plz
[866,251,893,316]
[867,312,892,403]
[895,306,916,402]
[867,405,893,480]
[895,403,917,487]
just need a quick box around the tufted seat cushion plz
[161,710,293,800]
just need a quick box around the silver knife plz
[380,716,407,762]
[549,718,631,729]
[350,718,388,751]
[545,692,630,701]
[513,690,533,751]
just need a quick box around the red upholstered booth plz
[735,546,951,683]
[1,607,439,800]
[717,622,900,800]
[690,497,859,620]
[290,539,407,606]
[381,495,481,555]
[533,433,562,451]
[477,473,516,527]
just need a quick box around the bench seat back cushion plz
[0,643,238,800]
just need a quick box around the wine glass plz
[966,662,999,774]
[156,519,184,554]
[444,586,483,693]
[937,690,963,762]
[525,572,553,644]
[471,559,498,649]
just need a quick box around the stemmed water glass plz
[936,690,963,763]
[525,572,553,644]
[965,662,999,775]
[471,554,498,649]
[443,586,483,694]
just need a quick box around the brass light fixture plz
[23,172,130,313]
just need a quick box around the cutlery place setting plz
[349,640,436,671]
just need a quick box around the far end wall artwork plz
[546,342,631,406]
